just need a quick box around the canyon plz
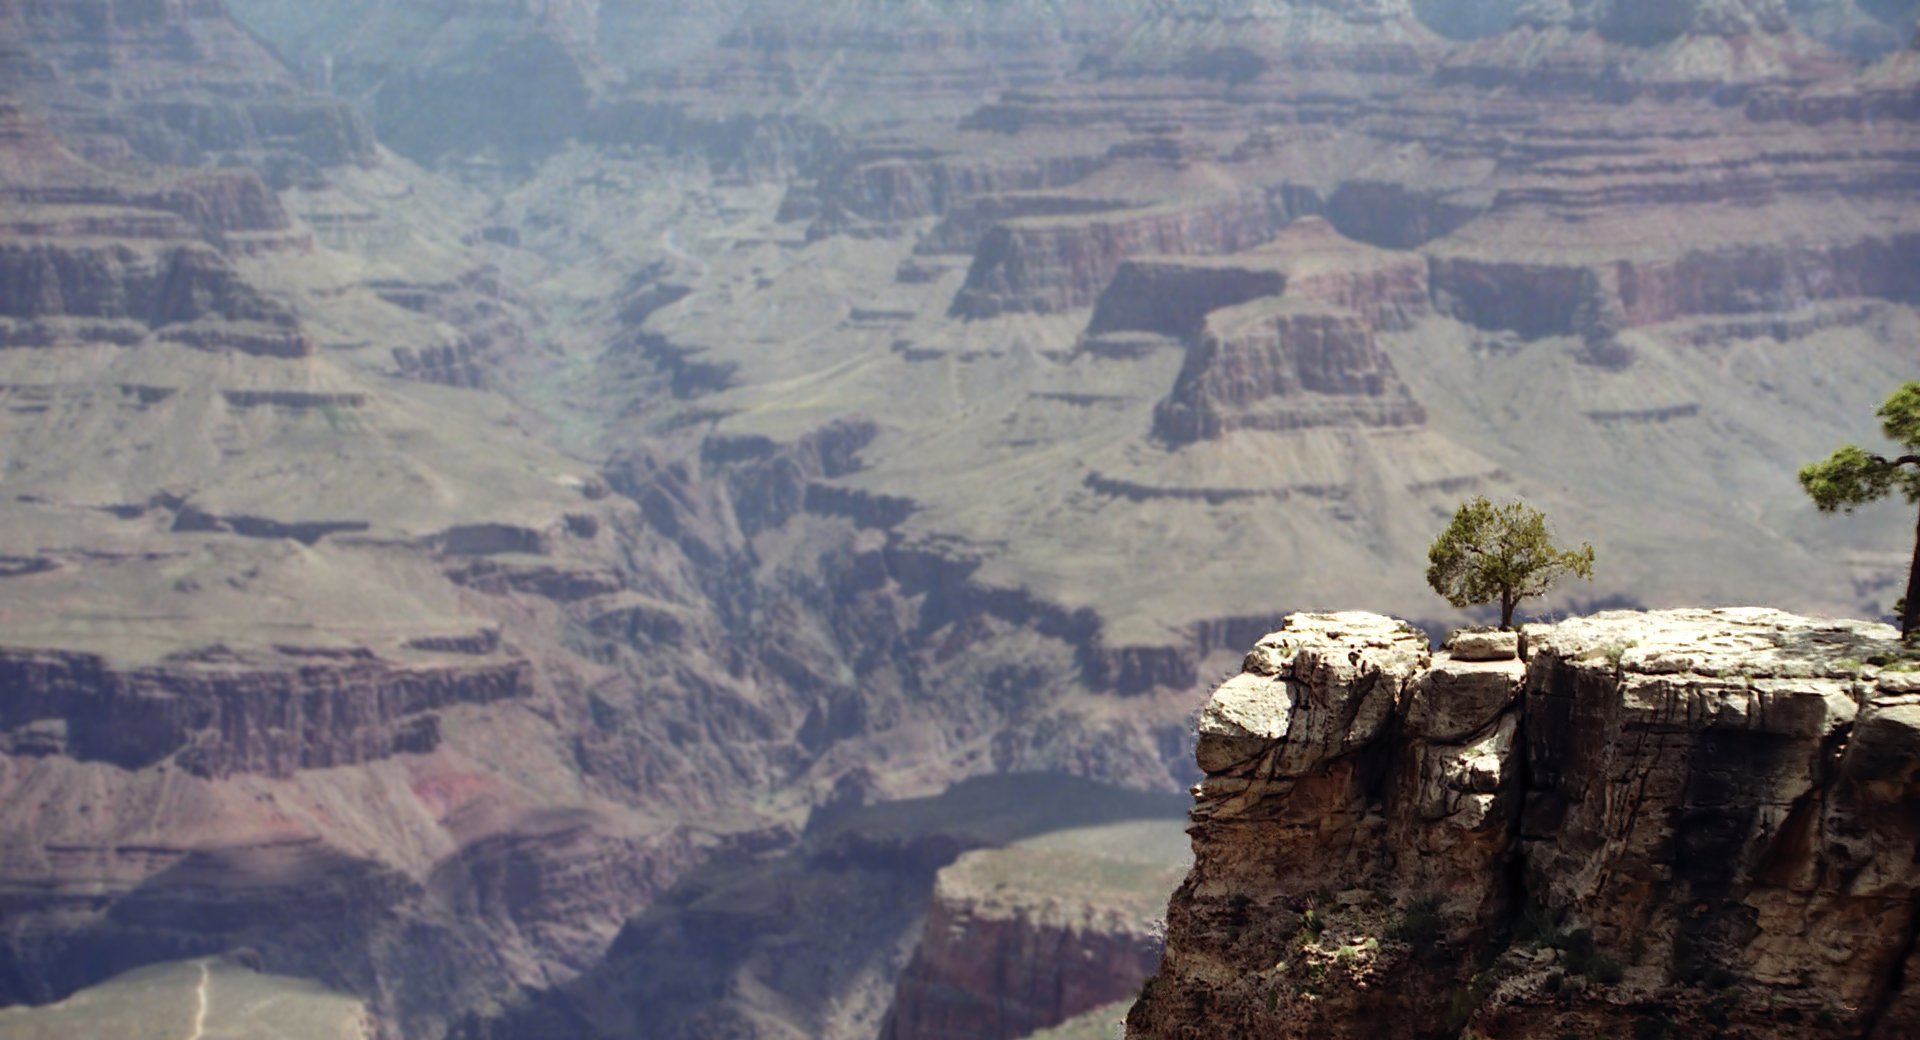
[0,0,1917,1037]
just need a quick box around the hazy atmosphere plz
[0,0,1917,1037]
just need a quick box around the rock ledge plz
[1129,608,1919,1039]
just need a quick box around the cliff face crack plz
[1860,891,1920,1039]
[1753,720,1851,889]
[1590,673,1665,905]
[1498,692,1535,947]
[1337,668,1375,747]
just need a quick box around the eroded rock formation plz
[1129,609,1920,1038]
[881,835,1184,1040]
[953,194,1282,318]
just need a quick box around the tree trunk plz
[1903,502,1920,641]
[1500,591,1515,632]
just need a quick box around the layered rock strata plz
[1072,220,1433,444]
[0,648,527,777]
[808,148,1104,240]
[0,0,375,179]
[1153,300,1429,442]
[881,831,1186,1040]
[1130,609,1920,1038]
[1439,0,1842,98]
[953,194,1282,318]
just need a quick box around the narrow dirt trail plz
[185,960,210,1040]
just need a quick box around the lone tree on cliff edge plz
[1799,382,1920,640]
[1427,497,1595,631]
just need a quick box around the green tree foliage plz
[1799,382,1920,639]
[1427,497,1595,631]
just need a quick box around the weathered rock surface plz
[810,147,1105,240]
[0,0,376,179]
[1128,609,1920,1038]
[0,647,527,777]
[1440,0,1842,97]
[1153,295,1427,443]
[953,194,1282,318]
[881,822,1188,1040]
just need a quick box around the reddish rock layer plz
[1430,229,1920,340]
[0,648,529,778]
[882,845,1175,1040]
[1154,301,1428,444]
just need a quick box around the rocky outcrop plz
[1438,0,1842,98]
[1128,609,1920,1038]
[1748,43,1920,122]
[0,240,312,355]
[1084,219,1431,343]
[393,340,486,388]
[809,148,1104,240]
[919,193,1137,258]
[952,195,1280,318]
[1153,300,1428,443]
[1429,230,1920,342]
[117,95,377,182]
[1063,220,1431,445]
[881,844,1180,1040]
[0,0,376,178]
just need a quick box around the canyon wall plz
[1128,609,1920,1038]
[881,830,1185,1040]
[953,195,1283,318]
[0,649,528,777]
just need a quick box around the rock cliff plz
[881,820,1188,1040]
[0,647,528,777]
[1128,609,1920,1038]
[1439,0,1841,97]
[953,194,1283,318]
[0,0,375,179]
